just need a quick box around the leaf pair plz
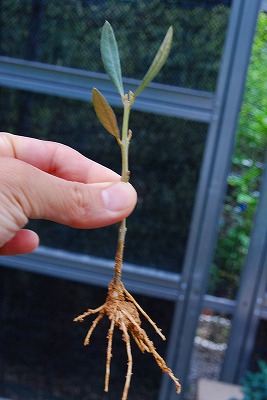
[92,21,173,139]
[100,21,173,99]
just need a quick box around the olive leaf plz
[101,21,124,97]
[134,26,173,99]
[92,88,120,139]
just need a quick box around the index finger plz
[0,132,119,184]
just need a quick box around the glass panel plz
[0,87,208,272]
[208,11,267,300]
[0,267,174,400]
[0,0,231,91]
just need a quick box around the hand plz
[0,132,137,256]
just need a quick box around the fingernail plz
[102,182,133,212]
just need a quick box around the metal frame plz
[0,245,239,312]
[159,0,262,398]
[221,156,267,383]
[0,56,213,122]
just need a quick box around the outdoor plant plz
[210,12,267,299]
[74,21,181,400]
[229,360,267,400]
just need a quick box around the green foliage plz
[210,13,267,298]
[230,360,267,400]
[242,361,267,400]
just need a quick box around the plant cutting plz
[74,21,181,400]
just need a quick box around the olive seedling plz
[74,21,181,400]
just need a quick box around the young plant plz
[74,21,181,400]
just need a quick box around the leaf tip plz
[168,25,174,39]
[103,20,110,27]
[92,86,97,98]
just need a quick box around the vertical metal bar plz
[159,0,261,399]
[221,157,267,382]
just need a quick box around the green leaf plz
[100,21,124,97]
[134,26,173,98]
[92,88,120,139]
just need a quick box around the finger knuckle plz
[68,183,93,225]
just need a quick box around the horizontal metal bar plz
[1,247,266,318]
[0,246,181,301]
[0,246,233,312]
[0,56,214,122]
[203,294,236,315]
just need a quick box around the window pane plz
[0,0,231,91]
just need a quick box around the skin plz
[0,132,137,256]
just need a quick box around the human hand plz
[0,132,137,256]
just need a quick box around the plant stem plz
[113,96,132,287]
[121,97,131,183]
[113,218,126,286]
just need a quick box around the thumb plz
[0,158,137,252]
[34,178,137,228]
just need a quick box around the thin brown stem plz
[113,218,127,287]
